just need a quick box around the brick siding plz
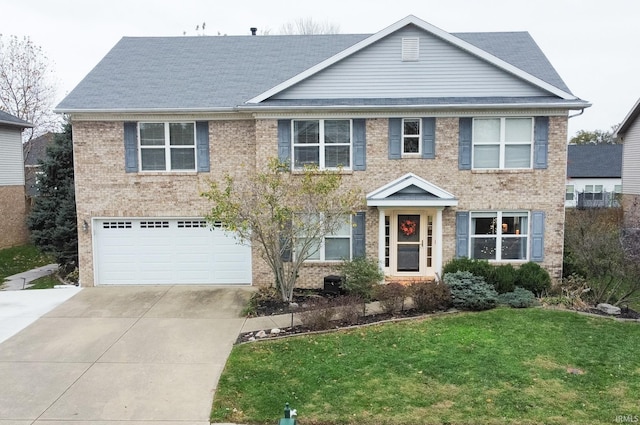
[0,185,29,249]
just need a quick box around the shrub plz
[497,287,538,308]
[409,280,452,313]
[242,286,279,317]
[298,297,335,331]
[443,257,493,280]
[516,262,551,296]
[334,295,364,325]
[374,282,407,314]
[444,271,498,311]
[336,256,384,301]
[491,264,517,294]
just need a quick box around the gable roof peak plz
[248,14,579,104]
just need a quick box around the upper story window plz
[292,119,351,170]
[473,118,533,169]
[403,118,421,154]
[470,211,529,261]
[139,122,196,171]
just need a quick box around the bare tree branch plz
[279,17,340,35]
[0,34,59,141]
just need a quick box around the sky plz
[2,0,639,138]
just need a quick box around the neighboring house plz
[0,111,33,249]
[23,132,55,198]
[565,144,622,208]
[55,15,590,287]
[614,97,640,223]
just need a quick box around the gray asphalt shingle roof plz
[0,111,32,128]
[567,144,623,178]
[56,29,574,112]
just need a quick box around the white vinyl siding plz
[0,128,25,186]
[622,117,640,195]
[274,26,547,100]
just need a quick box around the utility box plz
[279,403,297,425]
[323,275,344,295]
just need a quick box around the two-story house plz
[0,111,33,249]
[565,144,623,208]
[56,15,589,288]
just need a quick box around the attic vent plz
[402,37,420,61]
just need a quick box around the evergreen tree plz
[27,123,77,273]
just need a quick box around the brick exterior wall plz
[73,115,567,287]
[0,185,29,249]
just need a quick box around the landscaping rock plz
[289,302,299,309]
[597,303,621,315]
[270,328,281,334]
[255,330,267,338]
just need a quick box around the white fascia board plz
[247,15,578,104]
[367,199,459,207]
[367,172,456,201]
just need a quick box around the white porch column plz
[378,208,386,272]
[435,208,444,278]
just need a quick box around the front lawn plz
[211,308,640,425]
[0,245,53,280]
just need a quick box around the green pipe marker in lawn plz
[279,402,297,425]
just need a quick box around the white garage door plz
[94,218,251,285]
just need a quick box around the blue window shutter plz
[456,211,469,258]
[388,118,401,159]
[352,119,366,170]
[278,120,291,164]
[534,117,549,169]
[421,117,435,159]
[352,212,366,258]
[196,121,210,172]
[458,118,472,170]
[124,122,138,173]
[531,211,545,262]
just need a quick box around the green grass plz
[0,245,53,280]
[26,275,59,290]
[211,308,640,425]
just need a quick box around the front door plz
[387,212,434,277]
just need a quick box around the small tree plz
[27,123,77,273]
[202,158,362,302]
[0,34,59,141]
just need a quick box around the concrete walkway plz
[0,285,254,425]
[2,263,59,291]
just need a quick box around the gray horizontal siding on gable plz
[274,25,548,100]
[622,118,640,195]
[0,128,25,186]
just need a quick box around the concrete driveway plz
[0,285,254,425]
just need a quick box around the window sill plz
[401,153,422,159]
[471,169,534,174]
[135,171,199,176]
[291,169,353,175]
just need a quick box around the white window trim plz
[138,122,197,172]
[566,185,575,201]
[472,117,534,170]
[469,211,530,262]
[402,118,421,156]
[291,119,352,170]
[296,215,352,262]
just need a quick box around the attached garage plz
[93,218,251,285]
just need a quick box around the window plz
[584,184,603,201]
[292,119,351,169]
[403,118,421,154]
[139,122,196,171]
[296,215,351,261]
[614,184,622,194]
[566,185,575,201]
[473,118,533,169]
[470,212,529,261]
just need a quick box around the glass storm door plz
[396,214,421,272]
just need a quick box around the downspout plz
[568,108,585,119]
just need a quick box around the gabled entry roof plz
[366,173,458,207]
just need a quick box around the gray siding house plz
[614,98,640,222]
[56,15,589,287]
[566,144,623,208]
[0,111,32,249]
